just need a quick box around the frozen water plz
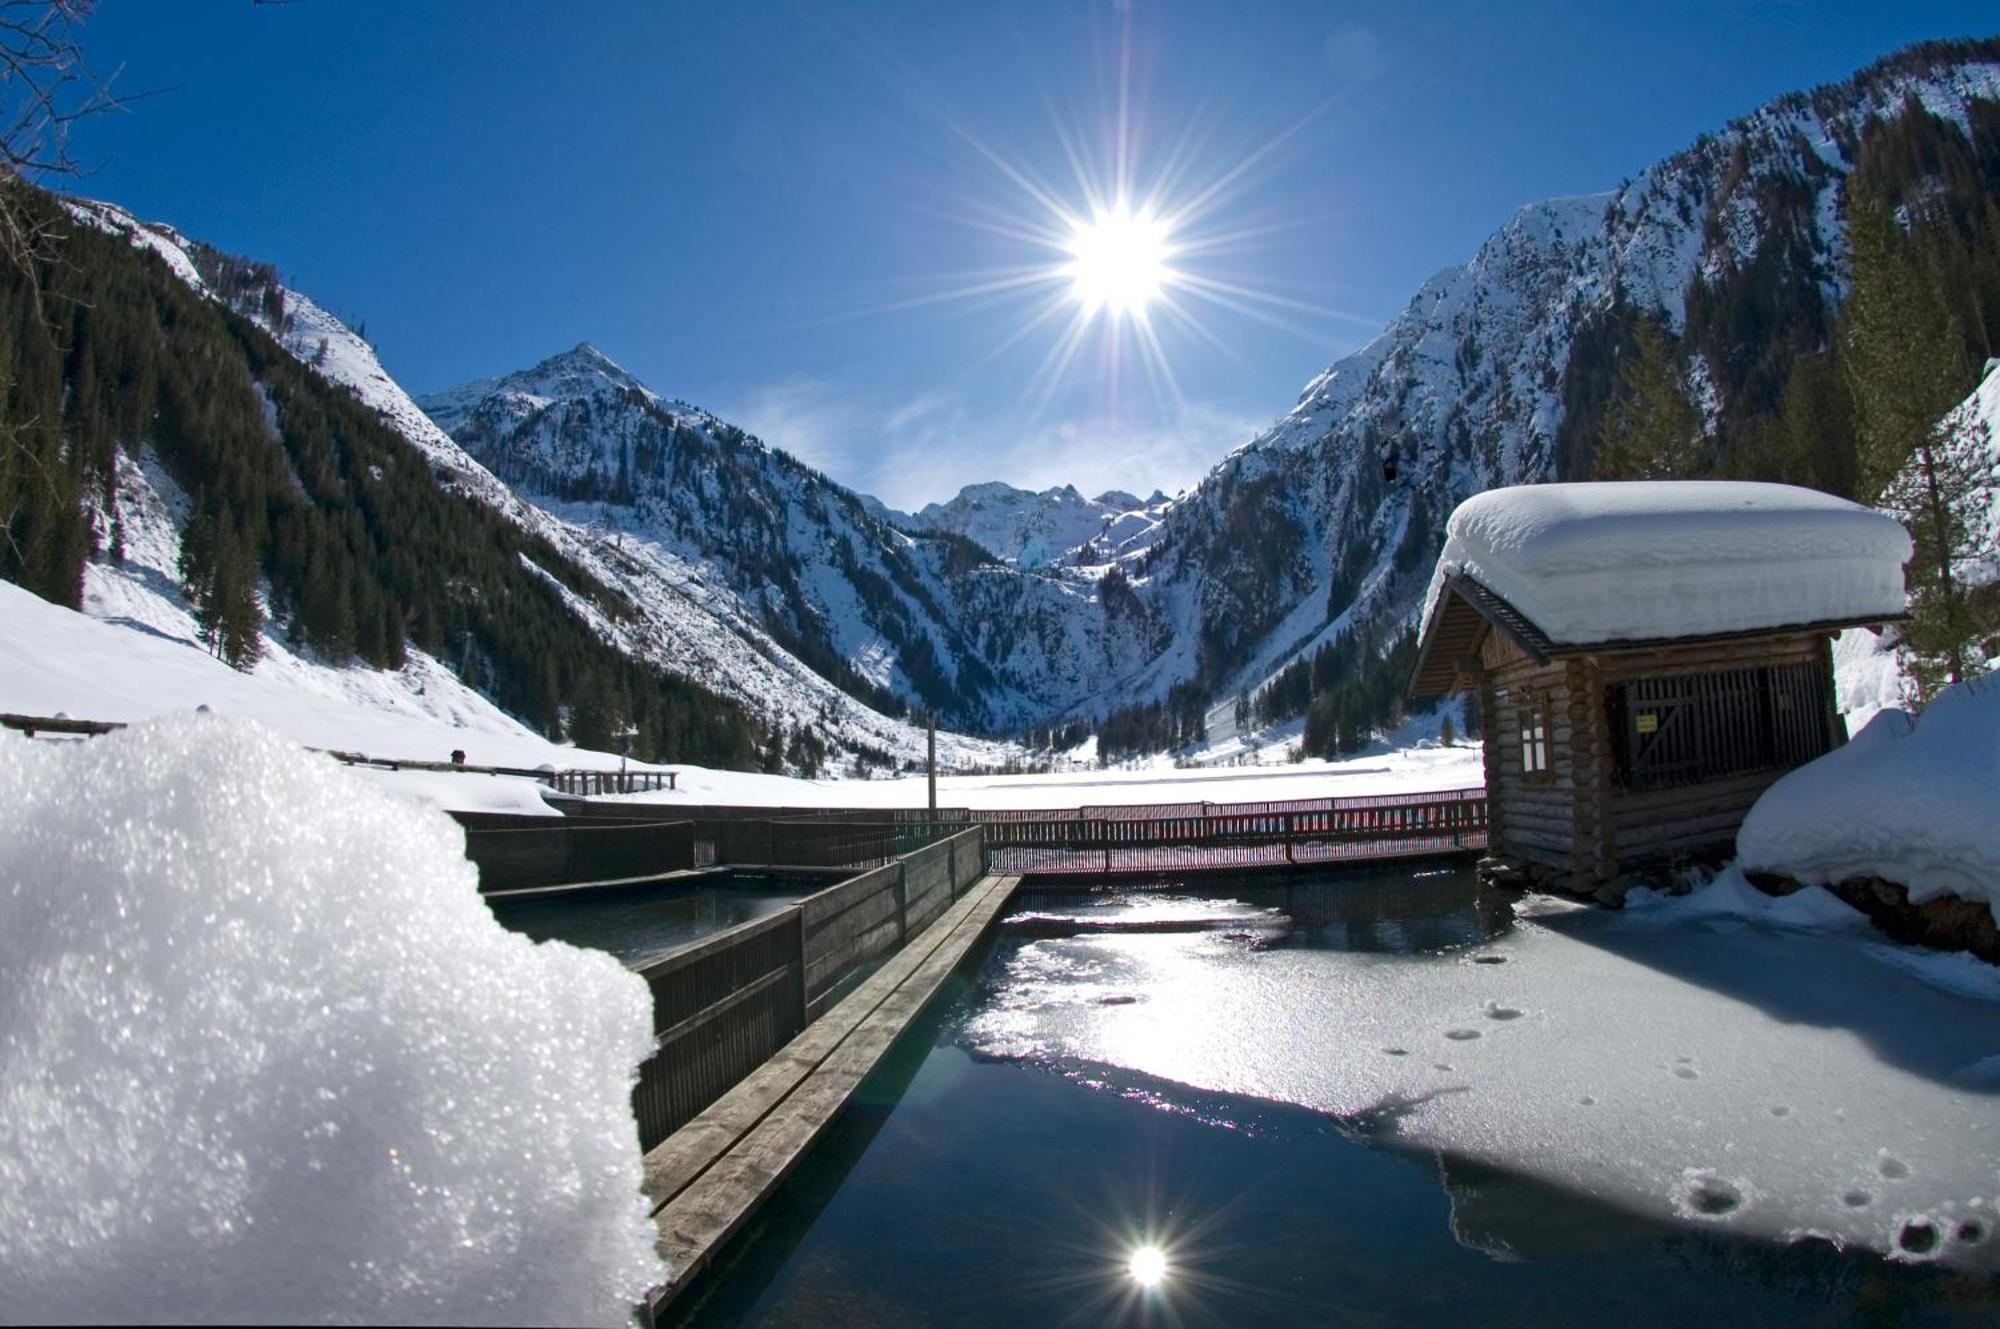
[0,718,664,1324]
[964,869,2000,1269]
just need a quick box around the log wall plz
[1487,657,1581,874]
[1478,629,1842,883]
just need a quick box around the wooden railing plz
[543,767,676,795]
[975,788,1488,876]
[628,825,988,1148]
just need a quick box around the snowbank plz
[0,717,664,1324]
[1424,481,1910,645]
[1739,673,2000,924]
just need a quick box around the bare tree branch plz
[0,1,118,275]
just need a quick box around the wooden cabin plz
[1408,482,1911,890]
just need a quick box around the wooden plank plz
[643,876,1020,1318]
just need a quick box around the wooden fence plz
[627,824,987,1148]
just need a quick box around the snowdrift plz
[0,718,664,1324]
[1424,481,1911,645]
[1740,673,2000,925]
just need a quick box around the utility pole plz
[926,710,938,820]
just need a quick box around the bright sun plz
[1065,205,1172,318]
[1127,1243,1170,1288]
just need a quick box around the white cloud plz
[718,378,1269,510]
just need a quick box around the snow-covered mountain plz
[891,482,1171,569]
[39,39,2000,766]
[1070,43,2000,715]
[60,202,1030,769]
[414,348,1169,732]
[405,41,2000,747]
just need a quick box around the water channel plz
[658,865,2000,1328]
[486,870,841,968]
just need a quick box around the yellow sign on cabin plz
[1635,713,1659,734]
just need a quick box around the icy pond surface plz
[487,872,829,968]
[670,866,2000,1327]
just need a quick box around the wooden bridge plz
[970,787,1488,877]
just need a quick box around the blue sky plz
[68,1,1997,508]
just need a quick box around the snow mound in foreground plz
[0,718,663,1325]
[1740,673,2000,923]
[1425,481,1910,645]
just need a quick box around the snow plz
[0,717,663,1323]
[1938,357,2000,591]
[966,866,2000,1268]
[4,572,1482,816]
[1739,673,2000,923]
[614,738,1484,813]
[0,576,645,814]
[1832,626,1911,733]
[1425,481,1911,646]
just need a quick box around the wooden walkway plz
[639,873,1022,1321]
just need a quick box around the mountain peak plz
[520,339,645,392]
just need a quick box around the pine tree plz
[759,727,787,774]
[213,539,264,672]
[1842,194,1968,498]
[1843,186,1995,695]
[1878,409,1995,696]
[1593,318,1706,480]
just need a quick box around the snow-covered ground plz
[4,572,1485,815]
[0,717,664,1324]
[620,739,1485,812]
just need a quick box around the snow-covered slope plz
[61,200,1025,770]
[902,482,1171,569]
[1937,356,2000,590]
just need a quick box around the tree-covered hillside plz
[0,183,759,766]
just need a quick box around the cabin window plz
[1518,694,1551,781]
[1609,660,1831,792]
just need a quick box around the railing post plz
[894,863,908,943]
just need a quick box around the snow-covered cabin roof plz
[1410,482,1911,697]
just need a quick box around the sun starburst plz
[1063,203,1173,319]
[849,15,1381,427]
